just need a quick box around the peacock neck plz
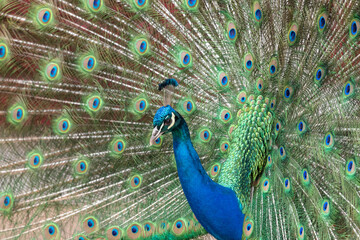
[171,119,244,240]
[172,121,210,183]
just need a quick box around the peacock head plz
[150,105,182,145]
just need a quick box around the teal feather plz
[0,0,360,239]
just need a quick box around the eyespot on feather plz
[130,174,142,189]
[172,219,187,236]
[74,159,89,176]
[86,0,104,12]
[243,219,254,237]
[284,178,291,193]
[349,18,360,39]
[135,38,149,55]
[82,216,99,234]
[237,91,247,104]
[210,163,221,178]
[270,99,276,109]
[134,98,148,113]
[37,8,53,26]
[182,100,195,114]
[199,128,212,142]
[297,120,307,135]
[133,0,149,10]
[301,169,310,186]
[324,132,334,150]
[56,118,71,134]
[227,21,237,41]
[314,66,326,84]
[45,63,61,81]
[283,86,293,100]
[157,221,169,234]
[81,55,97,72]
[28,151,44,169]
[345,159,356,178]
[86,95,103,112]
[143,221,155,237]
[0,43,9,61]
[253,2,262,22]
[298,225,305,239]
[220,141,230,153]
[256,78,264,92]
[74,234,88,240]
[126,223,143,239]
[220,109,232,123]
[266,154,273,167]
[321,199,330,217]
[268,57,278,76]
[151,135,163,147]
[8,104,26,125]
[179,51,192,68]
[343,80,355,99]
[106,226,122,240]
[279,146,286,160]
[0,193,14,212]
[185,0,199,10]
[244,53,254,72]
[288,23,298,45]
[317,12,328,33]
[110,138,126,155]
[218,71,229,88]
[43,223,60,240]
[275,121,281,133]
[262,178,270,193]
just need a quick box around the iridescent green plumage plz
[0,0,360,239]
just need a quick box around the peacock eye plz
[164,118,171,125]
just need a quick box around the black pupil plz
[164,118,171,125]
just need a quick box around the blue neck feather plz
[172,119,245,240]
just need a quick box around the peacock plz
[0,0,360,239]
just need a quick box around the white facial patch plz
[168,112,176,129]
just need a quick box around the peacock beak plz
[150,123,164,146]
